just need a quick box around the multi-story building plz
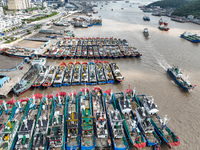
[8,0,31,10]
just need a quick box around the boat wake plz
[156,56,171,71]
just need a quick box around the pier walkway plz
[0,63,31,98]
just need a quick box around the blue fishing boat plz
[143,16,150,21]
[104,89,129,150]
[63,62,74,86]
[91,86,112,149]
[71,62,81,85]
[79,87,95,150]
[81,62,89,85]
[102,61,114,83]
[66,91,80,150]
[88,62,98,85]
[95,60,107,84]
[167,66,195,91]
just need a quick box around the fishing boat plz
[129,46,142,58]
[151,114,180,148]
[62,47,70,59]
[68,46,77,59]
[0,98,29,150]
[158,18,163,25]
[13,66,39,95]
[99,45,107,58]
[164,21,168,26]
[2,47,35,59]
[14,98,39,149]
[32,97,50,150]
[56,48,65,59]
[110,63,124,83]
[42,66,57,88]
[143,16,150,21]
[91,86,112,149]
[104,89,129,150]
[75,46,82,58]
[87,46,94,59]
[167,66,195,91]
[114,92,146,149]
[104,46,111,58]
[143,28,149,38]
[95,60,106,84]
[47,93,65,149]
[135,107,161,148]
[63,62,74,86]
[66,91,80,150]
[158,25,170,31]
[71,62,81,85]
[93,46,100,58]
[81,46,88,58]
[88,62,98,85]
[53,63,66,87]
[32,66,50,88]
[79,87,95,149]
[180,32,200,43]
[102,61,114,83]
[81,62,89,85]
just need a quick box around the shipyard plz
[0,0,200,150]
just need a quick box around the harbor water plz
[1,0,200,149]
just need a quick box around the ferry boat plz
[66,91,80,150]
[53,63,66,87]
[71,62,81,85]
[32,98,50,150]
[14,99,39,149]
[104,89,129,150]
[135,107,161,148]
[42,66,57,87]
[114,92,146,149]
[180,32,200,43]
[13,66,39,95]
[102,61,114,83]
[47,94,65,149]
[110,63,124,83]
[88,62,98,85]
[79,87,95,149]
[32,66,50,88]
[63,62,74,86]
[167,66,195,91]
[91,86,112,149]
[143,28,149,38]
[95,60,106,84]
[81,62,89,85]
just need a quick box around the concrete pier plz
[0,63,31,98]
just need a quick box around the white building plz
[0,7,4,16]
[8,0,31,10]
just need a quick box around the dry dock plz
[0,63,31,98]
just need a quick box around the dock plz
[0,63,31,98]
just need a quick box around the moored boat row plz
[0,86,180,149]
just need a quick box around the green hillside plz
[146,0,189,8]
